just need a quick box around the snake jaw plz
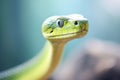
[43,28,88,41]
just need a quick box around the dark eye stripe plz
[57,20,64,28]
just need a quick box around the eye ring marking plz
[57,20,64,28]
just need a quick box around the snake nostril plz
[50,30,53,33]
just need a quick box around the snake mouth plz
[47,29,88,38]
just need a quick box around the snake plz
[0,14,89,80]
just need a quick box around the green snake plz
[0,14,89,80]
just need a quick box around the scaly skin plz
[0,14,88,80]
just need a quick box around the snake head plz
[42,14,89,42]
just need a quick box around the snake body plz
[0,14,89,80]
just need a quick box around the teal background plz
[0,0,120,71]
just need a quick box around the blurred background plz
[0,0,120,80]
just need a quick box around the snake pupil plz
[74,21,78,25]
[57,20,64,28]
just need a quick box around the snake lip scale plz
[48,30,88,38]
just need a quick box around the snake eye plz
[57,20,64,28]
[74,21,78,25]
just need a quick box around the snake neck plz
[40,40,67,80]
[0,40,67,80]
